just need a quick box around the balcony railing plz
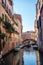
[1,0,12,18]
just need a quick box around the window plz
[8,0,13,6]
[42,0,43,2]
[5,15,11,24]
[39,16,41,27]
[39,1,40,9]
[2,0,4,3]
[5,15,9,22]
[2,14,4,20]
[37,16,41,28]
[0,29,2,52]
[5,0,6,6]
[5,15,7,22]
[0,28,1,36]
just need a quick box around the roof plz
[13,14,22,23]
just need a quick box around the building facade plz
[36,0,43,51]
[0,0,23,65]
[13,14,22,45]
[0,0,22,55]
[34,19,38,41]
[0,0,14,55]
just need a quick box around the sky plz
[13,0,37,32]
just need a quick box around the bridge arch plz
[22,39,37,44]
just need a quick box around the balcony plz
[3,20,19,35]
[3,21,14,33]
[37,16,41,29]
[1,0,12,19]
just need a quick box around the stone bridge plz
[22,31,37,43]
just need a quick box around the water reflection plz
[23,49,37,65]
[0,48,37,65]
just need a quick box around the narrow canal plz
[0,48,38,65]
[22,48,37,65]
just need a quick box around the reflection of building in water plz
[36,0,43,51]
[19,49,23,65]
[13,53,20,65]
[13,49,23,65]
